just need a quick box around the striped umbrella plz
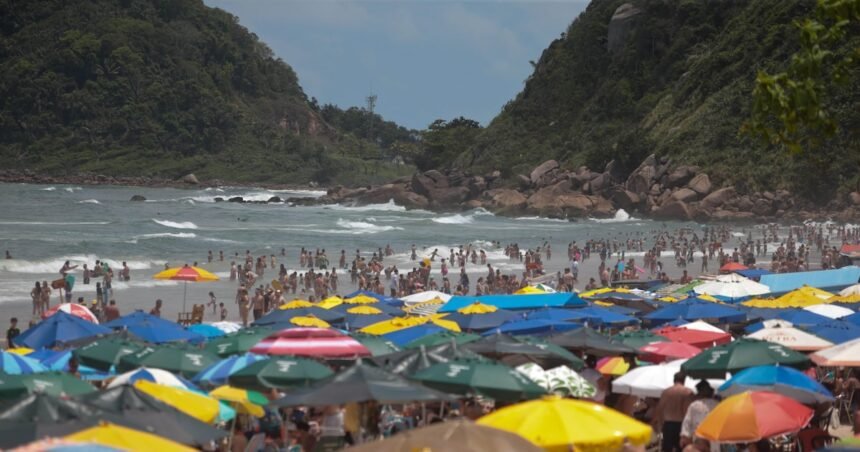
[153,265,219,312]
[0,351,47,375]
[192,353,267,386]
[42,303,100,324]
[108,367,193,389]
[596,356,630,376]
[250,327,371,358]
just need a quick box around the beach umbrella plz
[344,293,379,305]
[514,285,546,294]
[333,300,403,316]
[644,300,746,325]
[841,284,860,297]
[681,339,811,379]
[464,334,585,370]
[209,385,267,417]
[42,303,100,324]
[348,333,401,356]
[718,366,834,404]
[516,363,596,398]
[411,358,547,402]
[830,294,860,306]
[477,395,652,451]
[108,367,193,389]
[582,303,649,322]
[806,320,860,344]
[209,321,242,334]
[745,286,835,308]
[371,342,483,375]
[104,311,203,344]
[843,311,860,327]
[695,391,814,443]
[525,307,595,323]
[612,359,723,398]
[401,290,453,304]
[316,295,344,309]
[346,419,542,452]
[383,324,446,347]
[404,330,481,349]
[186,323,225,339]
[341,306,393,330]
[0,372,95,400]
[638,341,702,363]
[279,299,314,309]
[204,327,272,357]
[611,330,669,349]
[694,273,770,299]
[654,326,732,348]
[273,362,452,406]
[133,380,220,423]
[441,302,521,331]
[13,312,111,350]
[489,319,581,336]
[64,422,194,452]
[810,337,860,366]
[227,357,333,390]
[79,384,227,446]
[745,325,834,351]
[191,353,266,386]
[803,304,854,319]
[288,315,331,328]
[548,327,636,356]
[768,309,832,328]
[0,352,47,375]
[153,264,218,313]
[253,306,345,326]
[72,338,146,372]
[360,315,460,336]
[719,262,748,273]
[117,344,218,378]
[678,320,728,333]
[6,348,33,356]
[12,438,122,451]
[250,327,371,358]
[595,356,630,375]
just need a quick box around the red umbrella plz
[655,327,732,349]
[42,303,100,324]
[250,327,371,358]
[638,341,702,363]
[720,262,748,273]
[696,391,814,443]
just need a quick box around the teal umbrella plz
[463,334,585,370]
[204,327,272,357]
[228,357,334,391]
[0,372,96,400]
[117,344,219,377]
[349,333,401,356]
[411,357,548,402]
[404,331,482,349]
[681,338,811,379]
[610,330,669,349]
[72,338,146,372]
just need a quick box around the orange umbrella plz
[153,264,219,312]
[696,391,813,443]
[595,356,630,375]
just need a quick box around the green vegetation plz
[0,0,414,185]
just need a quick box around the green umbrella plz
[204,327,272,357]
[463,334,585,370]
[681,338,811,379]
[227,357,334,391]
[0,372,96,400]
[72,338,147,372]
[372,342,484,375]
[411,357,548,402]
[547,327,637,356]
[117,344,219,377]
[349,333,401,356]
[610,330,669,349]
[404,331,482,349]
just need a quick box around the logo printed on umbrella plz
[217,344,230,353]
[707,350,728,364]
[32,379,55,391]
[767,345,790,357]
[185,354,204,366]
[276,360,297,373]
[446,364,470,377]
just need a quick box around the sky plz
[205,0,588,130]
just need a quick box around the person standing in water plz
[40,281,51,313]
[30,282,41,317]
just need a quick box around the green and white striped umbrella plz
[516,363,595,398]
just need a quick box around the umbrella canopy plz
[153,265,219,313]
[64,422,194,452]
[695,391,814,443]
[694,273,770,299]
[654,326,732,348]
[401,290,453,304]
[117,344,219,377]
[227,357,333,390]
[489,319,582,336]
[204,327,272,357]
[644,300,746,325]
[332,300,403,316]
[516,363,596,398]
[548,327,637,356]
[383,324,446,347]
[78,384,228,446]
[840,284,860,296]
[596,356,630,375]
[348,333,401,356]
[72,338,146,372]
[252,306,345,326]
[681,338,811,379]
[42,303,99,324]
[807,320,860,344]
[345,419,542,452]
[804,303,854,319]
[638,341,702,363]
[13,312,111,350]
[718,366,834,405]
[272,362,452,406]
[404,331,481,349]
[810,336,860,366]
[611,330,669,349]
[0,372,95,400]
[464,334,585,370]
[191,353,267,386]
[250,327,371,358]
[208,385,267,417]
[108,367,193,389]
[477,396,652,451]
[133,380,220,424]
[719,262,748,273]
[0,352,47,375]
[104,311,202,344]
[360,316,460,336]
[746,326,834,351]
[208,321,242,334]
[678,320,728,334]
[444,306,521,331]
[288,315,331,328]
[747,286,835,308]
[371,342,483,375]
[342,312,393,330]
[612,359,723,398]
[411,358,547,402]
[279,299,314,309]
[186,324,225,339]
[514,285,546,295]
[575,306,639,326]
[525,307,595,323]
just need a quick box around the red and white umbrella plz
[42,303,99,324]
[250,327,371,358]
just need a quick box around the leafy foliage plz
[416,117,482,171]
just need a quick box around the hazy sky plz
[205,0,588,130]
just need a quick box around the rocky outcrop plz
[527,180,614,218]
[652,200,692,220]
[529,160,560,186]
[607,3,643,54]
[181,173,199,185]
[688,174,712,195]
[484,189,528,214]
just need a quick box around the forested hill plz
[461,0,860,199]
[0,0,414,185]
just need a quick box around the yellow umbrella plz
[289,315,331,328]
[209,385,267,417]
[828,293,860,304]
[478,395,652,452]
[696,294,722,303]
[346,305,383,315]
[279,299,314,310]
[317,296,344,309]
[6,347,33,356]
[657,296,680,303]
[741,298,778,308]
[359,315,460,335]
[579,287,614,298]
[402,297,445,315]
[134,380,220,423]
[153,264,219,312]
[457,302,498,314]
[65,422,195,452]
[514,285,546,295]
[344,294,379,304]
[593,300,615,307]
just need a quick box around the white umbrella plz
[759,319,793,329]
[401,290,452,304]
[611,359,724,398]
[108,367,192,389]
[840,284,860,296]
[209,321,242,334]
[811,337,860,367]
[746,326,834,351]
[678,320,727,334]
[803,304,854,319]
[693,273,769,298]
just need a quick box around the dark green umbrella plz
[547,327,636,356]
[72,338,147,372]
[349,333,401,356]
[0,372,96,400]
[78,384,227,446]
[372,342,484,375]
[681,338,812,379]
[117,344,219,377]
[227,357,334,391]
[204,327,272,357]
[411,357,547,402]
[463,334,585,370]
[404,331,482,349]
[271,362,452,407]
[610,330,669,349]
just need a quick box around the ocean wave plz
[64,187,82,192]
[77,199,100,204]
[152,219,199,229]
[0,255,162,274]
[136,232,197,240]
[40,186,56,191]
[326,199,407,212]
[515,216,569,223]
[332,218,403,234]
[432,214,474,225]
[590,209,637,223]
[0,221,110,225]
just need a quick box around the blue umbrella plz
[444,310,521,332]
[718,365,834,404]
[105,311,203,344]
[382,324,445,347]
[342,313,394,330]
[775,309,832,328]
[192,353,266,386]
[806,321,860,344]
[525,308,594,322]
[187,324,226,339]
[576,306,639,326]
[597,304,640,316]
[485,319,581,336]
[343,290,401,305]
[253,307,345,326]
[0,351,47,374]
[644,300,746,325]
[38,350,111,380]
[14,311,111,350]
[841,311,860,327]
[332,302,402,316]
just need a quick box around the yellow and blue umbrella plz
[0,351,47,375]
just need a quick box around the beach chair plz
[191,305,204,324]
[177,312,193,326]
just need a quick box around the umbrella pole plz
[227,413,237,451]
[183,281,188,313]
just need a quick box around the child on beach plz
[207,291,217,315]
[219,303,227,321]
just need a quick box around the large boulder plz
[666,166,697,188]
[530,160,560,186]
[671,188,699,203]
[610,188,641,211]
[627,165,656,195]
[485,189,528,214]
[711,210,756,222]
[652,200,692,221]
[411,173,438,199]
[527,180,605,218]
[607,3,643,54]
[130,195,146,202]
[356,184,430,210]
[688,174,712,195]
[701,186,736,209]
[850,192,860,206]
[181,173,199,185]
